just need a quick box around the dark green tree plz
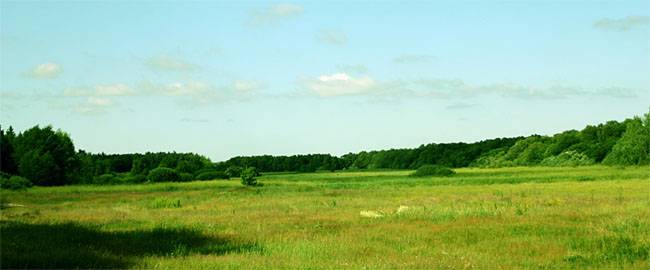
[603,110,650,166]
[0,126,18,174]
[240,167,258,186]
[12,125,78,185]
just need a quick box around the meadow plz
[1,166,649,269]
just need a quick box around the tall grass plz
[1,165,648,269]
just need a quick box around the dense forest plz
[1,109,648,187]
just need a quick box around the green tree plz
[603,111,650,166]
[0,126,18,174]
[225,165,243,177]
[240,167,258,186]
[12,126,78,185]
[146,167,181,182]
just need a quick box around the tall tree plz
[12,125,79,185]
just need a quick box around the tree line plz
[1,109,648,187]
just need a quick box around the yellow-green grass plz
[1,166,649,269]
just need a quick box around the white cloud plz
[249,3,303,26]
[29,62,62,78]
[304,73,377,97]
[87,97,113,106]
[233,80,263,93]
[72,97,114,115]
[317,30,348,45]
[134,79,265,105]
[336,64,368,75]
[157,81,210,96]
[408,79,638,99]
[593,16,650,31]
[145,55,198,71]
[64,83,133,97]
[95,84,133,96]
[393,54,435,64]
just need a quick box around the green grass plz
[1,165,649,269]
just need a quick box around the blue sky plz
[1,1,649,161]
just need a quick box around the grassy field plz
[1,166,649,269]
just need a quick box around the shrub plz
[179,173,194,182]
[0,176,33,190]
[92,174,122,185]
[410,165,455,177]
[195,171,229,181]
[540,151,594,167]
[146,167,181,182]
[225,166,243,178]
[240,167,258,186]
[123,174,146,184]
[603,113,650,166]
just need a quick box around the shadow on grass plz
[1,221,262,269]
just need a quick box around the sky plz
[1,0,649,161]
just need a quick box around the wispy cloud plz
[317,30,348,45]
[28,62,62,78]
[248,3,303,26]
[139,79,262,105]
[301,73,377,97]
[299,75,639,100]
[73,97,115,115]
[593,16,650,31]
[144,55,199,72]
[393,54,435,64]
[336,64,368,75]
[446,103,479,110]
[64,83,133,97]
[407,79,638,99]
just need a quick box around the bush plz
[410,165,455,177]
[0,176,33,190]
[540,151,594,167]
[195,171,229,181]
[603,113,650,166]
[240,167,258,186]
[179,173,194,182]
[225,166,243,178]
[122,174,146,184]
[92,174,124,185]
[146,167,181,182]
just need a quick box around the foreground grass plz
[1,166,649,269]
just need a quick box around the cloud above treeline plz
[144,55,199,72]
[593,16,650,31]
[393,54,435,64]
[301,73,377,97]
[28,62,62,78]
[56,74,640,115]
[317,30,348,45]
[299,73,640,99]
[248,3,303,26]
[62,79,265,114]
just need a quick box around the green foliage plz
[122,174,146,184]
[470,148,514,168]
[240,167,258,186]
[11,125,78,185]
[0,126,18,175]
[410,165,455,177]
[179,173,194,182]
[146,167,181,183]
[195,171,229,181]
[92,174,123,185]
[541,151,595,167]
[0,175,33,190]
[224,166,243,177]
[603,112,650,166]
